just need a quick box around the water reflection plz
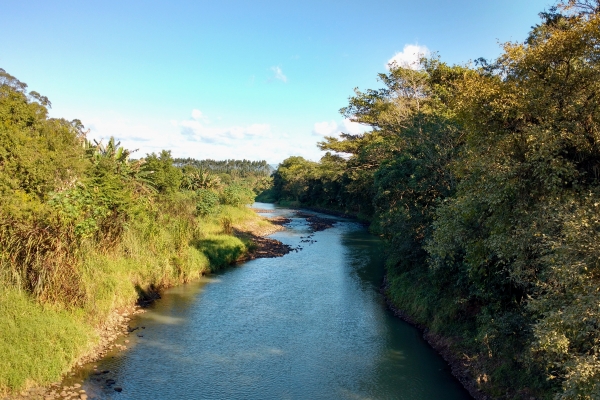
[81,203,471,399]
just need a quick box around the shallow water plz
[79,203,471,399]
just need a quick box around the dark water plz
[79,203,471,399]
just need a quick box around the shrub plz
[195,189,220,216]
[221,183,255,207]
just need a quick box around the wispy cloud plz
[177,117,271,145]
[387,44,430,70]
[270,66,288,83]
[81,109,354,164]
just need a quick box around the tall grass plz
[0,215,85,307]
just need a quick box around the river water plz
[78,203,471,399]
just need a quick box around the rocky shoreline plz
[294,212,336,232]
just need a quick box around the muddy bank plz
[252,208,277,213]
[294,211,337,232]
[380,275,483,400]
[235,229,293,261]
[234,214,294,261]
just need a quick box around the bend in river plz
[72,203,471,399]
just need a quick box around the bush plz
[221,184,255,207]
[195,189,220,216]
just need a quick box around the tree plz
[143,150,182,194]
[272,156,318,202]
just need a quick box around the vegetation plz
[0,68,269,395]
[271,2,600,398]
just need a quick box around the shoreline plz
[7,207,482,400]
[270,204,485,400]
[380,274,485,400]
[5,211,293,400]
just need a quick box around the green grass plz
[0,288,92,395]
[193,235,246,270]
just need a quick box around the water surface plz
[80,203,471,399]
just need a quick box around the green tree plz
[143,150,182,194]
[272,156,318,202]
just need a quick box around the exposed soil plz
[268,216,292,226]
[252,208,276,213]
[235,229,293,261]
[295,211,337,232]
[234,214,294,261]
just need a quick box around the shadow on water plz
[78,203,472,399]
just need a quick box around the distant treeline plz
[270,2,600,399]
[174,158,273,177]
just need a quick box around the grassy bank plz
[0,69,283,396]
[0,202,269,396]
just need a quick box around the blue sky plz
[2,0,552,163]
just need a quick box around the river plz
[76,203,471,399]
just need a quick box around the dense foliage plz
[0,68,263,394]
[271,2,600,398]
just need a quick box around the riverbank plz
[0,206,291,400]
[65,204,469,399]
[271,203,483,399]
[381,275,482,400]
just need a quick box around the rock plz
[79,395,88,400]
[73,384,81,388]
[114,387,123,392]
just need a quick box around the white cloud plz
[312,118,369,137]
[387,44,430,70]
[342,119,366,135]
[77,110,372,164]
[312,120,338,137]
[270,66,287,83]
[191,109,204,120]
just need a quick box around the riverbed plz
[75,203,471,399]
